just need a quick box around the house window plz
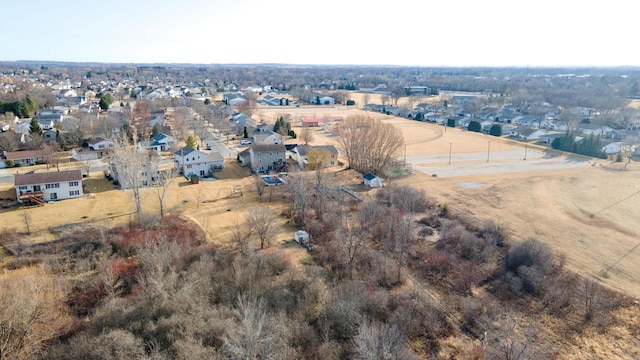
[45,183,60,189]
[69,190,80,196]
[257,153,261,157]
[50,193,57,200]
[69,181,79,187]
[270,152,273,156]
[19,186,27,191]
[186,164,192,169]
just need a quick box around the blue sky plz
[1,0,636,67]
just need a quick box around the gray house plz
[248,144,286,172]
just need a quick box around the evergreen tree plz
[243,126,248,139]
[29,118,43,136]
[185,135,197,149]
[25,94,38,116]
[489,124,502,136]
[99,97,110,110]
[152,122,163,137]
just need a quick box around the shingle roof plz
[4,150,44,160]
[251,144,286,152]
[15,169,82,186]
[174,147,196,156]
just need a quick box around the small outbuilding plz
[363,173,383,188]
[294,230,310,245]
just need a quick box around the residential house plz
[292,145,338,169]
[363,173,383,188]
[247,144,286,172]
[310,94,335,105]
[146,133,176,152]
[254,131,284,145]
[43,129,58,144]
[359,84,389,93]
[404,86,432,95]
[72,137,114,161]
[88,137,114,151]
[110,150,161,189]
[2,150,45,167]
[510,126,548,141]
[34,109,64,124]
[223,92,247,106]
[539,133,565,145]
[601,141,623,155]
[578,124,613,137]
[608,130,640,142]
[230,113,256,133]
[173,147,224,178]
[15,169,83,204]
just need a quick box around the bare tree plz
[362,93,371,106]
[223,294,281,359]
[42,142,62,171]
[337,115,404,175]
[172,110,188,142]
[154,169,177,218]
[380,93,391,106]
[0,132,19,152]
[337,219,365,280]
[245,206,277,249]
[110,136,151,217]
[132,99,152,142]
[300,125,314,146]
[0,267,72,360]
[253,173,267,203]
[492,311,530,360]
[237,91,258,117]
[21,211,32,235]
[580,277,600,321]
[353,321,413,360]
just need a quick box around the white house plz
[173,147,224,178]
[363,173,383,188]
[88,137,114,151]
[146,133,176,152]
[602,141,623,155]
[254,131,284,145]
[15,169,83,204]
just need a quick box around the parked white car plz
[240,140,252,145]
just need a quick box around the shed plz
[363,173,383,188]
[294,230,310,245]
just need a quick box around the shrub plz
[468,120,481,132]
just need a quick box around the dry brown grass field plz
[2,98,640,301]
[257,102,640,299]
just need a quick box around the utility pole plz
[524,140,528,160]
[449,142,452,165]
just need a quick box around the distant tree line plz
[551,131,607,158]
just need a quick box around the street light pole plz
[487,141,490,162]
[404,144,407,166]
[449,142,452,165]
[524,141,528,160]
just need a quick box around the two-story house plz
[15,169,83,204]
[292,145,338,170]
[173,147,225,178]
[249,144,286,172]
